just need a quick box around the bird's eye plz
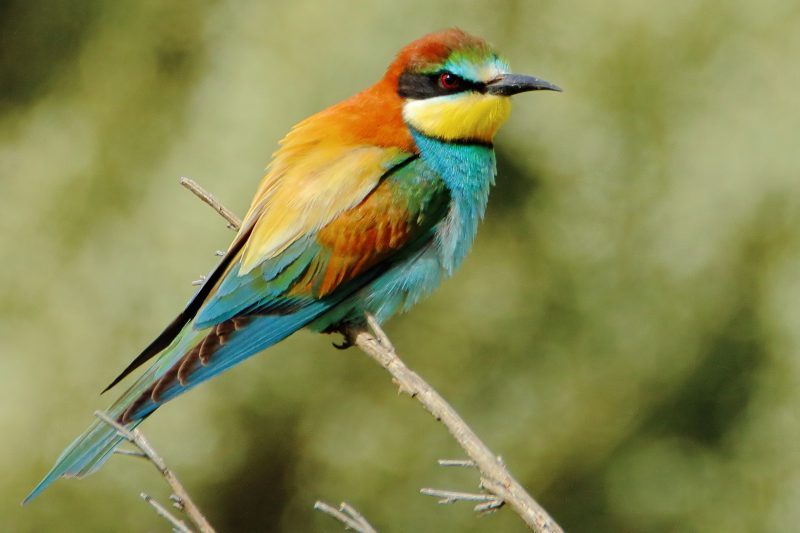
[438,72,462,91]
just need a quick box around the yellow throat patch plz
[403,93,511,143]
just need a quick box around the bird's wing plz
[104,127,415,391]
[117,155,450,422]
[193,154,449,327]
[192,136,418,325]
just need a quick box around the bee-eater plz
[25,28,559,502]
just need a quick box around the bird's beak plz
[486,74,562,96]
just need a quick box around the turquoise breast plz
[311,131,497,328]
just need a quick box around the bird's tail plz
[24,303,333,504]
[22,323,207,505]
[22,415,142,505]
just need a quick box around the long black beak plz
[487,74,562,96]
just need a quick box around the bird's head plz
[385,29,560,145]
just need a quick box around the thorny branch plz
[346,318,562,532]
[94,411,216,533]
[181,177,562,532]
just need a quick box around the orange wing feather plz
[310,179,415,297]
[235,78,417,275]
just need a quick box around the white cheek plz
[477,64,506,82]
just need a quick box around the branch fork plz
[314,501,377,533]
[343,313,561,531]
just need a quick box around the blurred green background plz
[2,0,799,531]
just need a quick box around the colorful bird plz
[25,28,559,502]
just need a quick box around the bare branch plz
[314,500,378,533]
[141,492,193,533]
[179,177,241,230]
[94,411,216,533]
[179,179,563,533]
[349,315,562,532]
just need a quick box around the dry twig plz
[94,411,216,533]
[419,488,504,514]
[179,177,241,230]
[348,319,561,532]
[314,501,378,533]
[421,458,506,513]
[180,177,562,532]
[113,448,147,459]
[140,492,193,533]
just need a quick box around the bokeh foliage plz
[2,1,799,531]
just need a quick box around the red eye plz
[439,72,461,90]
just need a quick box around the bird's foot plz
[332,337,353,350]
[327,318,370,350]
[331,327,356,350]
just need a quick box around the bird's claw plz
[332,337,353,350]
[331,328,356,350]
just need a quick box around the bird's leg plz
[327,322,355,350]
[329,320,366,350]
[332,332,354,350]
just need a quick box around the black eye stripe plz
[398,71,486,99]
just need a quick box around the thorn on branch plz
[314,500,377,533]
[391,377,416,397]
[171,494,186,511]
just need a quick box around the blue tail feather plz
[23,418,140,504]
[126,303,333,419]
[23,303,333,504]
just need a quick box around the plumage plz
[25,28,559,503]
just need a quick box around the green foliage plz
[2,1,799,531]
